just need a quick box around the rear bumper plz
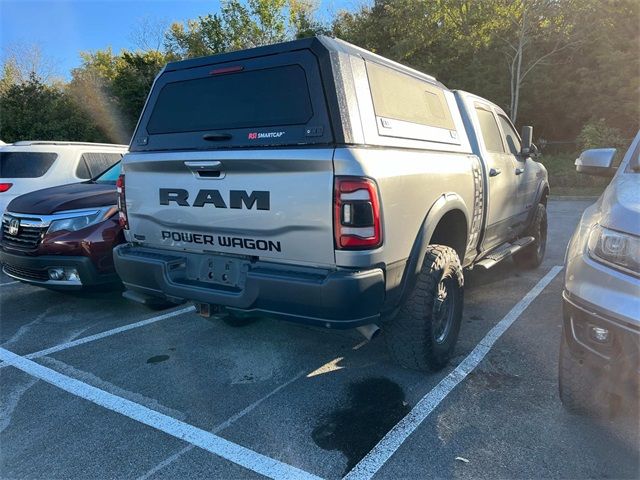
[562,291,639,399]
[113,244,385,328]
[0,249,119,289]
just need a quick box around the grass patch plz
[538,152,609,197]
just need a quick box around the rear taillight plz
[116,174,128,229]
[334,177,382,250]
[0,183,13,193]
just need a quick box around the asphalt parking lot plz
[1,198,638,480]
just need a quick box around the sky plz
[0,0,357,80]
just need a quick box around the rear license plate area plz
[188,255,248,288]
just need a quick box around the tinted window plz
[0,152,57,178]
[95,161,121,183]
[367,62,455,131]
[79,152,123,179]
[475,107,504,153]
[498,115,522,155]
[147,65,313,134]
[76,158,91,179]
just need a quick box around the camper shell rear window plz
[148,66,313,135]
[132,50,333,151]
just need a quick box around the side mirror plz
[521,126,533,155]
[575,148,617,177]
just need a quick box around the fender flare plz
[535,180,550,206]
[385,193,470,316]
[525,180,550,227]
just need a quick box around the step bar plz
[476,236,535,270]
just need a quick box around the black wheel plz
[222,311,258,327]
[559,331,609,417]
[513,203,547,269]
[384,244,464,371]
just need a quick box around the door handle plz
[489,168,502,177]
[515,167,525,175]
[184,161,224,178]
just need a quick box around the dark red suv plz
[0,162,124,290]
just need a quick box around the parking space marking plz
[344,265,563,480]
[0,347,322,480]
[0,280,21,286]
[0,306,196,370]
[138,370,306,480]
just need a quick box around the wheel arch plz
[384,193,469,317]
[537,181,550,206]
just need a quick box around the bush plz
[0,74,108,143]
[577,118,626,152]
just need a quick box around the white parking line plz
[0,280,21,287]
[137,370,306,480]
[0,347,322,480]
[0,306,196,370]
[343,265,563,480]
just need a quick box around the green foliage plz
[576,119,626,152]
[333,0,639,139]
[165,0,324,58]
[110,51,173,130]
[68,49,176,142]
[0,0,636,155]
[0,74,107,143]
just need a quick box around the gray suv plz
[560,130,640,414]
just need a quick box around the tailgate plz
[123,46,337,266]
[124,148,336,266]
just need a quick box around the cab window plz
[474,106,504,153]
[498,114,522,156]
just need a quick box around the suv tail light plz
[116,174,128,229]
[0,183,13,192]
[334,177,382,249]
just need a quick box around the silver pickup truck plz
[113,36,549,371]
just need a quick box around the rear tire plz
[558,331,609,417]
[513,203,547,269]
[384,245,464,371]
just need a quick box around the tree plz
[130,16,170,52]
[332,0,509,105]
[497,0,589,123]
[333,0,638,141]
[0,74,106,143]
[0,42,60,87]
[69,49,174,142]
[290,0,329,38]
[165,0,326,58]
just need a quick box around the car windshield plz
[93,161,121,183]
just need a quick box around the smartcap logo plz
[248,131,285,140]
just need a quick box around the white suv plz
[0,141,128,215]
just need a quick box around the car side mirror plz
[520,126,533,155]
[575,148,617,177]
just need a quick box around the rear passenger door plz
[474,103,518,250]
